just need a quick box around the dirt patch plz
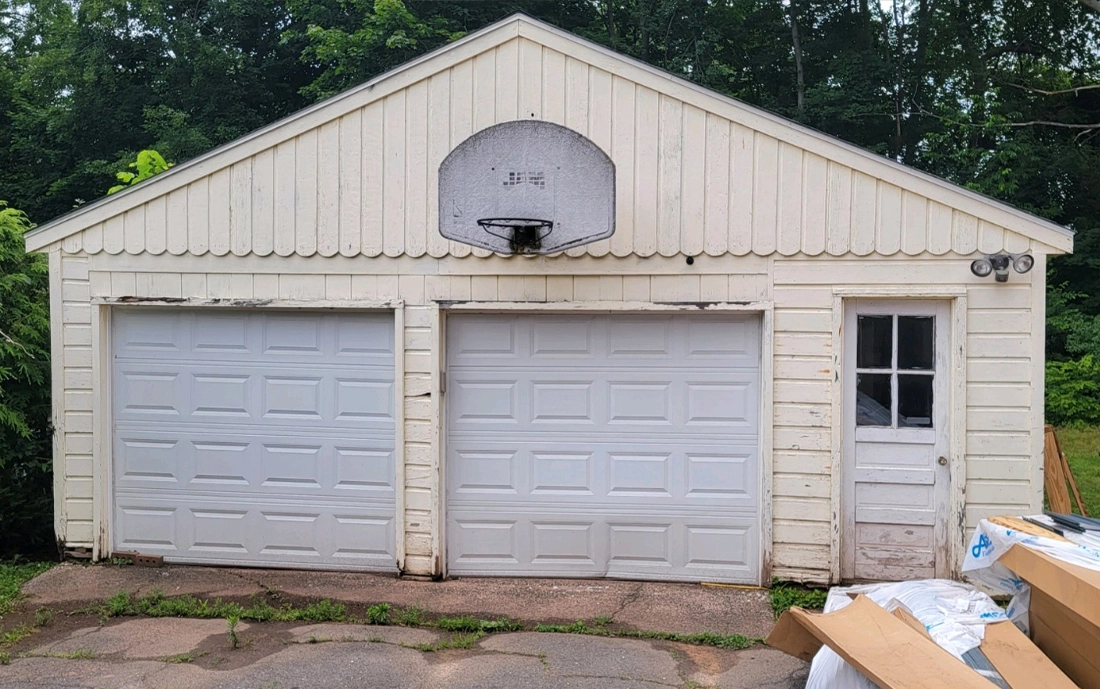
[183,621,297,671]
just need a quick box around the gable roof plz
[25,13,1073,254]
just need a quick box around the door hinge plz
[440,369,446,394]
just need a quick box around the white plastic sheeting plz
[805,580,1010,689]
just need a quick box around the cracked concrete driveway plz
[1,623,806,689]
[0,564,809,688]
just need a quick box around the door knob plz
[937,457,948,466]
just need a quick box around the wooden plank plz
[403,81,427,258]
[657,95,683,257]
[585,65,613,258]
[273,140,296,257]
[801,153,828,256]
[850,172,877,256]
[901,191,928,256]
[876,182,902,256]
[495,38,519,122]
[518,38,542,118]
[825,163,851,255]
[777,142,803,256]
[124,206,145,255]
[316,120,341,257]
[610,76,636,258]
[766,596,997,689]
[229,161,252,256]
[382,92,406,257]
[982,620,1079,689]
[1051,425,1088,516]
[541,47,565,125]
[339,109,364,257]
[1045,424,1072,514]
[208,167,231,256]
[295,129,319,256]
[251,147,275,256]
[634,86,660,257]
[952,211,979,255]
[425,75,450,259]
[102,212,125,255]
[703,113,730,256]
[680,104,706,257]
[751,134,779,255]
[728,123,754,256]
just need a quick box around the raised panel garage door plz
[446,313,761,583]
[112,309,397,571]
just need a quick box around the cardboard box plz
[999,543,1100,689]
[766,593,1078,689]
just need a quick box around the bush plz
[1046,355,1100,427]
[0,203,52,558]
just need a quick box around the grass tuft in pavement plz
[433,615,521,633]
[406,631,487,652]
[533,619,756,649]
[93,590,347,623]
[0,562,53,617]
[768,581,828,619]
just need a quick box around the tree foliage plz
[108,149,172,194]
[0,202,52,557]
[1,0,1100,555]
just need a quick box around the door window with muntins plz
[856,314,936,428]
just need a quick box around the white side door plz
[842,300,950,581]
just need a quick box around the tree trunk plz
[606,0,616,47]
[788,0,806,116]
[1080,0,1100,13]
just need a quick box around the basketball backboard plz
[439,120,615,254]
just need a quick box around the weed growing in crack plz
[434,615,520,633]
[768,581,827,618]
[367,603,390,625]
[92,590,346,623]
[163,651,205,664]
[226,615,241,649]
[393,606,424,626]
[592,615,613,627]
[407,631,486,652]
[0,651,9,665]
[1,624,34,646]
[534,619,756,650]
[33,607,52,627]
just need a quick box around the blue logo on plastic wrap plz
[971,534,993,558]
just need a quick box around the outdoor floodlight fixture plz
[970,252,1034,283]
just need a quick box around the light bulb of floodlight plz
[1013,254,1034,274]
[971,259,993,278]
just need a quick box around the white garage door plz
[446,313,761,583]
[111,309,397,571]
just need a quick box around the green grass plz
[1059,426,1100,515]
[85,591,758,652]
[532,619,756,649]
[92,590,347,623]
[768,581,828,618]
[0,562,53,617]
[406,631,487,652]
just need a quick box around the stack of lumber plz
[1045,425,1087,516]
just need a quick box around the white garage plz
[446,313,761,582]
[111,309,398,570]
[27,15,1073,585]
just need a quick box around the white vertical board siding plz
[66,37,1031,261]
[56,248,1040,583]
[771,257,1038,583]
[59,253,95,546]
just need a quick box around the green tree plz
[0,202,52,557]
[108,149,172,194]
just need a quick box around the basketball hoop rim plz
[476,217,555,230]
